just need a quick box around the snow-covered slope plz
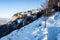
[0,16,45,40]
[46,12,60,40]
[0,11,60,40]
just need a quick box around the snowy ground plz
[0,12,60,40]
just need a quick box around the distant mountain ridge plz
[0,18,10,25]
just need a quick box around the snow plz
[0,16,45,40]
[0,11,60,40]
[47,12,60,40]
[17,18,24,24]
[57,33,60,40]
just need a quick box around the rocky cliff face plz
[11,9,41,21]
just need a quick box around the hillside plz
[0,11,60,40]
[0,0,60,39]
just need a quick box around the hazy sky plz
[0,0,46,18]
